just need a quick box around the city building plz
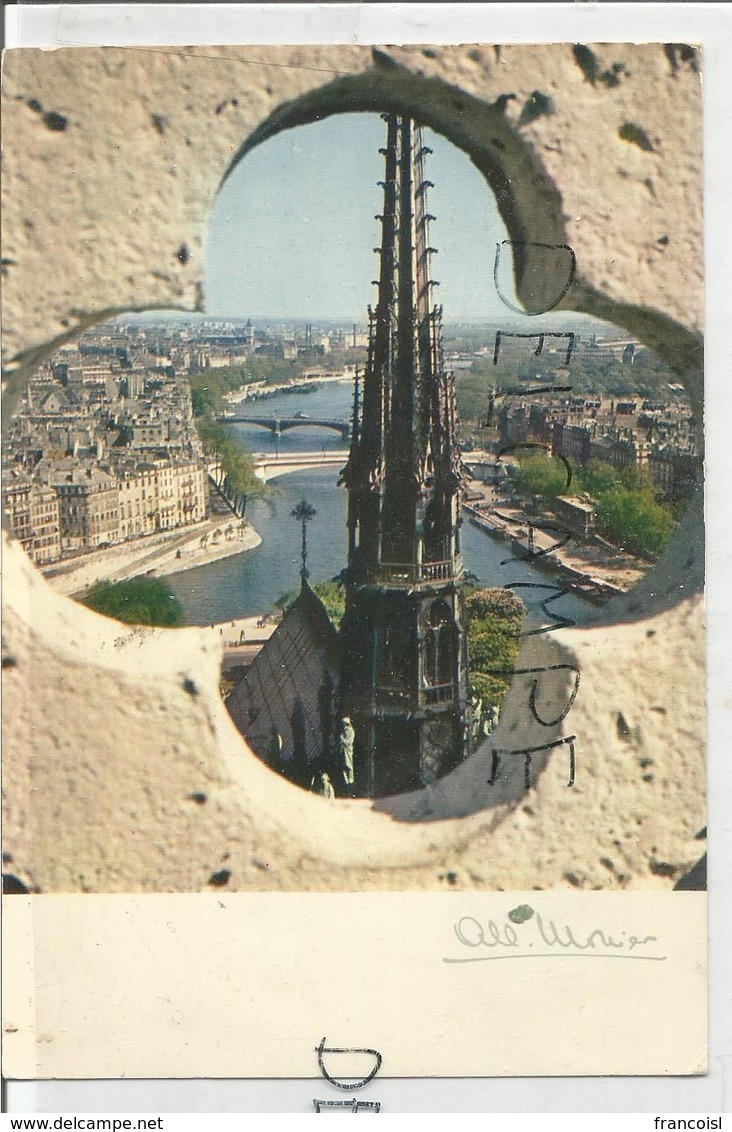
[29,484,62,564]
[3,346,211,564]
[499,391,698,504]
[3,472,34,558]
[2,471,62,565]
[53,467,121,551]
[115,459,207,539]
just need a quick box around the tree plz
[312,581,347,627]
[197,419,261,497]
[595,488,675,558]
[80,576,185,627]
[190,379,225,418]
[509,455,677,559]
[190,372,255,497]
[465,587,524,706]
[579,460,622,496]
[514,452,568,500]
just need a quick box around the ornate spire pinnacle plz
[338,116,470,799]
[291,497,317,584]
[342,113,463,580]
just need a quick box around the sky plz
[204,112,519,324]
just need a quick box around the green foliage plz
[277,581,523,709]
[578,460,623,497]
[464,587,525,625]
[312,581,347,628]
[188,357,326,420]
[197,419,262,498]
[455,356,529,424]
[614,463,656,494]
[196,417,227,450]
[276,580,346,628]
[470,669,512,705]
[510,454,676,559]
[595,488,675,558]
[248,358,306,385]
[465,587,524,707]
[455,371,493,424]
[188,367,271,502]
[80,576,185,627]
[191,379,225,418]
[513,452,568,500]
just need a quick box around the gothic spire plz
[338,116,470,799]
[343,113,463,581]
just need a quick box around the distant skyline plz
[202,113,618,342]
[205,112,519,324]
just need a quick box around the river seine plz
[167,381,597,627]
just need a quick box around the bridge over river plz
[252,450,346,482]
[220,413,351,440]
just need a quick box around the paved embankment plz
[212,613,280,670]
[41,517,262,597]
[464,480,648,596]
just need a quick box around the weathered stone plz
[1,43,705,891]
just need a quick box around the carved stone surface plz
[1,43,704,891]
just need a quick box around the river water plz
[168,381,597,627]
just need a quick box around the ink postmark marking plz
[314,1037,383,1112]
[487,240,584,790]
[493,239,578,316]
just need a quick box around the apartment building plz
[3,471,62,564]
[54,468,121,550]
[30,485,62,564]
[118,460,206,538]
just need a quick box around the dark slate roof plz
[39,388,72,411]
[227,583,341,778]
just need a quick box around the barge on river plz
[463,501,626,604]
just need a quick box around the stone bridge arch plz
[224,415,351,439]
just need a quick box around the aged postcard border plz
[3,0,730,1112]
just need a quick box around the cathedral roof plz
[227,582,341,776]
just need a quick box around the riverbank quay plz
[40,516,262,597]
[463,482,648,600]
[224,370,353,404]
[216,613,280,670]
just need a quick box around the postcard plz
[2,7,712,1088]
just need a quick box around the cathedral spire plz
[343,115,464,583]
[339,116,469,799]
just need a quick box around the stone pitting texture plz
[1,43,705,892]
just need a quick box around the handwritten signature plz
[444,909,667,963]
